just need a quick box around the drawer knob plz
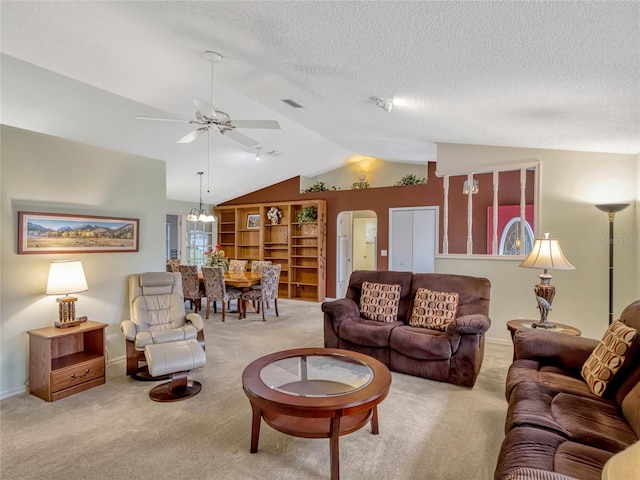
[71,369,90,380]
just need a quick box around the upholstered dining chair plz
[242,265,281,321]
[229,259,248,274]
[201,266,243,321]
[166,259,181,273]
[120,272,205,379]
[179,265,204,313]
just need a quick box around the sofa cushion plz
[505,381,637,454]
[339,317,402,348]
[389,325,454,360]
[409,288,459,331]
[359,281,401,322]
[581,320,637,397]
[506,360,597,401]
[494,426,614,480]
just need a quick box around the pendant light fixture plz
[187,172,215,222]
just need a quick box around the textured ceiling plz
[1,1,638,204]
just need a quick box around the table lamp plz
[46,260,88,328]
[519,233,575,328]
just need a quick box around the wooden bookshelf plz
[214,200,326,301]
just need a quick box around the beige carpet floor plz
[0,299,512,480]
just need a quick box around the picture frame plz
[246,214,260,230]
[18,211,140,254]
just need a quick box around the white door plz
[389,207,438,273]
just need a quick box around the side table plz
[506,319,581,340]
[28,320,107,402]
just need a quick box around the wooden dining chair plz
[201,266,243,321]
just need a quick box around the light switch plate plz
[381,250,387,257]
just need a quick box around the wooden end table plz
[242,348,392,480]
[27,320,107,402]
[507,319,581,340]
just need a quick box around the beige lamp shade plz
[46,260,88,295]
[519,233,575,271]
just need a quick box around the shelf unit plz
[214,200,326,301]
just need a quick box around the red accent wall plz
[220,164,535,298]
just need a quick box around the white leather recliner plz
[121,272,205,379]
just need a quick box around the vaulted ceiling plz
[2,1,638,204]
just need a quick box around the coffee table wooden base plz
[250,403,378,479]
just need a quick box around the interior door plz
[337,211,353,297]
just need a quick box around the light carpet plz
[0,299,512,480]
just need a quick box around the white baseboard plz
[486,337,513,347]
[0,385,27,401]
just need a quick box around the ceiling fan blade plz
[193,98,217,120]
[135,115,191,123]
[222,129,260,148]
[177,128,208,144]
[232,120,281,129]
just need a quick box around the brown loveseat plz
[322,270,491,387]
[494,300,640,480]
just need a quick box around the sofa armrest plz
[321,298,360,320]
[513,328,599,371]
[121,320,137,341]
[186,313,204,331]
[448,314,491,335]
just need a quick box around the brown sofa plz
[322,270,491,387]
[494,300,640,480]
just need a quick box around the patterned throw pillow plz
[581,320,637,397]
[359,282,401,323]
[409,288,459,331]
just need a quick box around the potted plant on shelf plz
[297,206,318,236]
[267,207,282,225]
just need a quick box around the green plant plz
[297,205,318,224]
[351,180,370,190]
[301,181,338,193]
[395,174,427,186]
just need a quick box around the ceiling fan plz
[135,51,280,148]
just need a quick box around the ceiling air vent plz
[282,99,304,108]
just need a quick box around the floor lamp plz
[595,203,630,324]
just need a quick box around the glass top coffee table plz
[242,348,392,480]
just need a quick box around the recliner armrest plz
[186,313,204,331]
[447,314,491,335]
[513,328,599,371]
[321,298,360,320]
[121,320,137,341]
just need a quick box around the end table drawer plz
[51,357,105,393]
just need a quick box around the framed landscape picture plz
[18,212,139,254]
[246,214,260,230]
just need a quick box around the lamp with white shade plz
[46,260,88,328]
[519,233,575,328]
